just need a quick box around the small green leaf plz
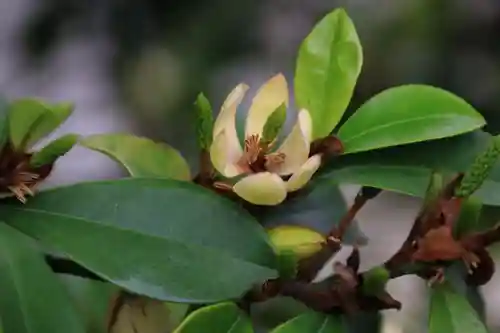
[262,103,287,143]
[295,8,362,139]
[194,93,214,150]
[25,102,73,148]
[337,85,486,154]
[8,99,49,150]
[454,198,483,237]
[81,133,191,180]
[456,135,500,198]
[360,266,390,297]
[174,302,253,333]
[429,282,488,333]
[271,311,344,333]
[30,133,79,167]
[0,223,85,333]
[0,179,277,302]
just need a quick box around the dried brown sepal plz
[0,143,53,203]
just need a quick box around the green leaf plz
[25,102,73,148]
[262,103,287,144]
[295,8,362,139]
[30,133,79,167]
[0,179,277,302]
[81,134,191,180]
[271,312,344,333]
[174,302,253,333]
[320,130,500,206]
[8,99,49,150]
[59,276,118,333]
[337,85,486,154]
[429,282,488,333]
[194,93,214,150]
[454,198,483,237]
[251,297,308,332]
[0,223,85,333]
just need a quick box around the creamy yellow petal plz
[213,83,249,156]
[286,154,322,192]
[245,73,289,137]
[273,111,311,176]
[298,108,313,144]
[210,131,243,178]
[233,172,287,206]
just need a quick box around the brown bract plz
[0,144,53,203]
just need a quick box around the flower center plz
[237,134,285,174]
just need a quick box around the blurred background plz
[3,0,500,332]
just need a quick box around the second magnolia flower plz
[210,73,322,206]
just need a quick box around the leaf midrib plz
[341,113,480,144]
[2,206,274,271]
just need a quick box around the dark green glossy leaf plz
[251,297,308,333]
[174,302,253,333]
[337,85,485,154]
[81,134,191,180]
[257,183,367,245]
[0,223,85,333]
[59,276,118,333]
[271,311,343,333]
[0,179,277,303]
[429,282,488,333]
[321,130,500,206]
[295,8,362,139]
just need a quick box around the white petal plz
[245,73,289,137]
[233,172,287,206]
[213,83,249,155]
[286,154,322,192]
[273,112,311,176]
[210,131,243,178]
[298,109,313,144]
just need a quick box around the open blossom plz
[210,73,322,206]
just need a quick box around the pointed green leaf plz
[262,103,287,144]
[271,312,344,333]
[30,133,79,167]
[25,102,73,148]
[295,8,362,139]
[81,134,191,180]
[0,98,9,150]
[0,223,85,333]
[337,85,485,154]
[0,179,277,302]
[8,99,49,150]
[429,282,488,333]
[174,302,253,333]
[194,93,214,150]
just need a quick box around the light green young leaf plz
[0,223,85,333]
[429,282,488,333]
[295,8,362,139]
[8,99,48,150]
[337,85,485,154]
[81,133,191,180]
[174,302,253,333]
[194,93,214,150]
[25,102,73,148]
[30,133,79,167]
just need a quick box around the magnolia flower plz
[210,73,322,206]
